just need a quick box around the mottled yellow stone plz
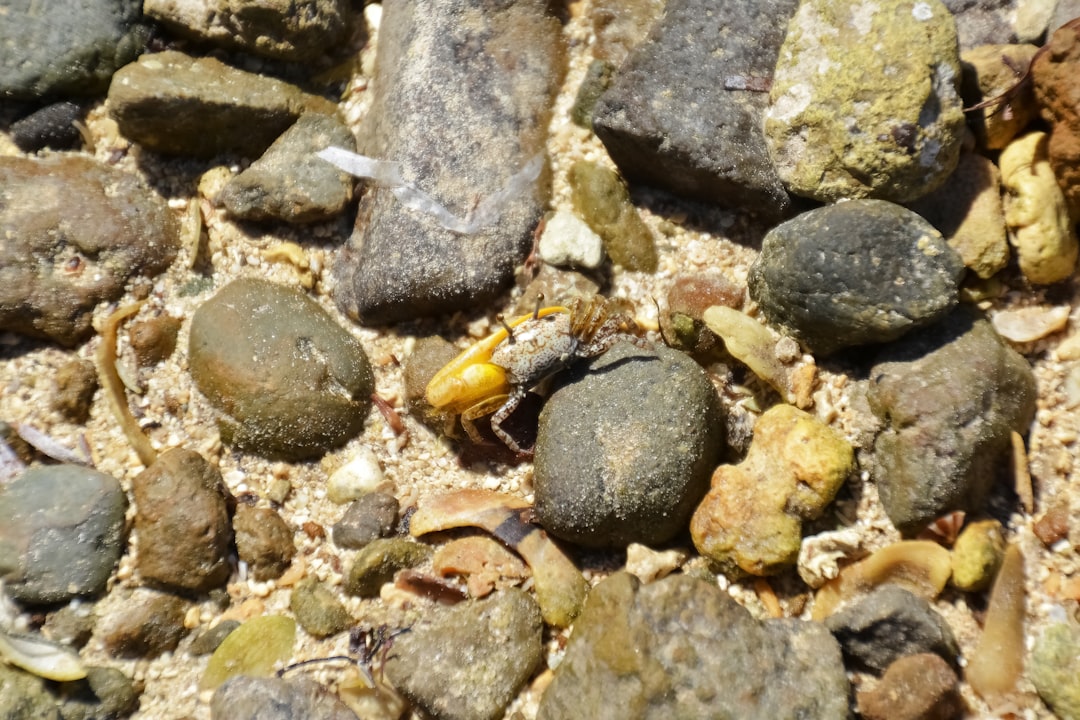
[951,519,1006,592]
[690,404,854,576]
[1000,131,1079,284]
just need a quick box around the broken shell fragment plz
[409,490,588,627]
[811,540,952,620]
[966,544,1026,708]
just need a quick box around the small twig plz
[96,302,157,467]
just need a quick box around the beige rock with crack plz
[999,131,1079,284]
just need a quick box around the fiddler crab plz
[425,295,652,455]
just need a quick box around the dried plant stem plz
[96,301,157,467]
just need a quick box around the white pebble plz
[538,209,605,269]
[326,446,385,504]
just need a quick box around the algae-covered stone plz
[0,664,60,720]
[999,131,1079,284]
[290,578,351,638]
[765,0,964,202]
[384,589,543,720]
[188,278,374,460]
[344,538,430,597]
[691,404,854,576]
[951,519,1006,592]
[1031,622,1080,720]
[868,307,1037,535]
[537,572,850,719]
[748,199,964,356]
[568,161,657,272]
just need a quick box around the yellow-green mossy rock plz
[764,0,964,203]
[691,404,854,576]
[950,518,1006,592]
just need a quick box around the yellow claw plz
[425,306,569,414]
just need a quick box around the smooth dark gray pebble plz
[10,102,84,151]
[0,465,126,604]
[534,342,724,548]
[825,585,960,673]
[57,666,139,720]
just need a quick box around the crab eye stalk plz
[496,314,516,342]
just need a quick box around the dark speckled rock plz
[749,199,965,357]
[593,0,796,218]
[533,342,724,548]
[537,572,851,720]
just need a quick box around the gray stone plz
[593,0,796,218]
[945,0,1019,49]
[331,0,564,325]
[0,155,180,346]
[211,676,357,720]
[108,50,335,158]
[188,278,374,460]
[867,307,1037,534]
[10,102,85,152]
[384,589,543,720]
[0,465,126,604]
[96,588,188,658]
[57,666,139,720]
[824,585,960,672]
[289,579,351,638]
[44,604,96,649]
[144,0,352,62]
[331,491,399,549]
[748,199,965,356]
[344,538,431,598]
[0,664,60,720]
[537,572,851,720]
[533,342,724,548]
[133,448,233,593]
[220,112,356,224]
[765,0,965,203]
[0,0,146,99]
[1031,622,1080,720]
[233,505,296,581]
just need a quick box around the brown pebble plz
[1034,500,1070,546]
[97,588,189,659]
[302,521,326,540]
[52,358,99,423]
[129,315,181,366]
[857,653,963,720]
[233,504,297,581]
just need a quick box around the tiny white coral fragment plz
[317,147,543,234]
